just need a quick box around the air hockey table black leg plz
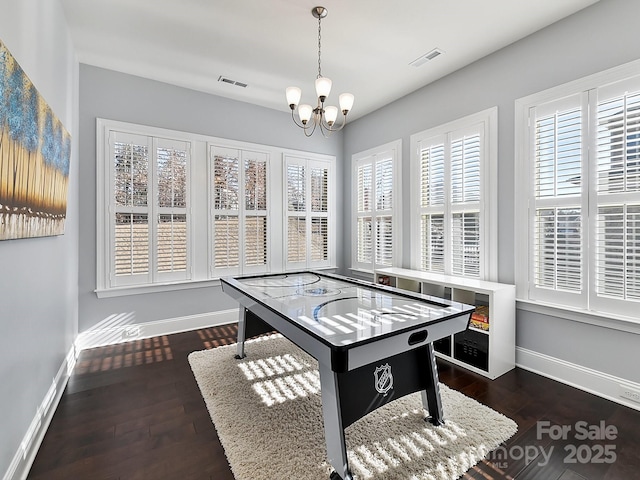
[421,343,445,426]
[319,365,354,480]
[234,307,247,359]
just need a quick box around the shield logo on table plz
[374,363,393,395]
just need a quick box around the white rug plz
[188,334,517,480]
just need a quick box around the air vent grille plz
[218,76,248,88]
[409,48,444,68]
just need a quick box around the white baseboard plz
[3,347,76,480]
[3,309,239,480]
[75,309,239,351]
[516,346,640,411]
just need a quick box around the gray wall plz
[342,0,640,382]
[78,65,343,333]
[0,0,79,475]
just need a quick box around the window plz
[352,140,401,272]
[209,146,269,277]
[515,61,640,321]
[284,154,335,270]
[410,108,498,280]
[108,131,190,287]
[96,119,336,296]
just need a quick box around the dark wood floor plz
[27,324,639,480]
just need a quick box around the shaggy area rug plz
[188,334,517,480]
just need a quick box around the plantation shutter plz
[518,74,640,317]
[244,154,268,268]
[110,132,190,286]
[352,146,397,271]
[356,163,373,264]
[419,139,446,273]
[99,119,341,293]
[451,211,480,276]
[451,134,481,277]
[286,161,306,265]
[112,133,151,285]
[285,156,333,269]
[212,148,241,273]
[420,213,444,272]
[528,94,585,305]
[594,84,640,304]
[416,122,487,279]
[374,158,393,266]
[155,139,189,281]
[210,146,269,276]
[287,216,306,263]
[310,166,329,262]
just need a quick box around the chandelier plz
[286,6,354,137]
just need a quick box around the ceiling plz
[60,0,600,120]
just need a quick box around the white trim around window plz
[409,107,498,281]
[284,153,336,271]
[514,58,640,326]
[351,139,402,272]
[97,123,193,292]
[208,144,271,278]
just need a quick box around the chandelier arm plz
[318,115,333,132]
[318,121,334,138]
[318,112,348,132]
[290,109,307,129]
[332,115,348,132]
[303,119,318,137]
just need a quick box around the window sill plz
[516,299,640,334]
[96,266,341,298]
[348,267,374,275]
[95,278,222,298]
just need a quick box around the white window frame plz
[409,107,498,280]
[351,140,402,272]
[515,59,640,326]
[96,119,337,297]
[283,153,336,270]
[97,124,193,292]
[208,144,271,278]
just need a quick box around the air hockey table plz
[221,271,474,480]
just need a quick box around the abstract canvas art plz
[0,39,71,240]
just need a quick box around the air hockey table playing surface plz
[221,271,474,480]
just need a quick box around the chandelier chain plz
[317,14,322,79]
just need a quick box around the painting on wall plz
[0,39,71,241]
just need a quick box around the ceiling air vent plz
[409,48,444,68]
[217,76,248,88]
